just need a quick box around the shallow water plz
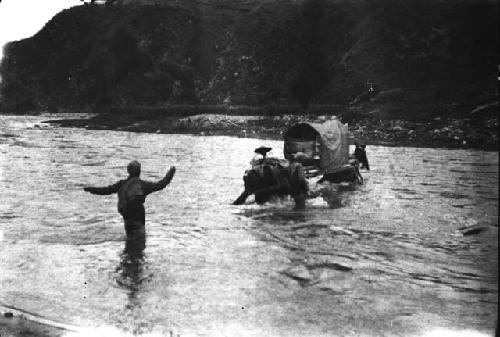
[0,115,497,337]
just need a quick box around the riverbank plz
[43,109,498,151]
[0,305,70,337]
[0,306,181,337]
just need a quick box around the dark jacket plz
[85,171,174,220]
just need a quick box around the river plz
[0,115,497,337]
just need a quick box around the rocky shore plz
[45,111,498,151]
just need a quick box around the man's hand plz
[167,166,176,175]
[165,166,176,181]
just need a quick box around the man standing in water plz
[83,161,176,239]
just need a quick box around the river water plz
[0,115,497,337]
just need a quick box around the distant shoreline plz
[38,110,498,151]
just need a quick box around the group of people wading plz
[83,143,368,242]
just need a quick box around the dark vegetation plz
[289,0,331,108]
[0,0,498,148]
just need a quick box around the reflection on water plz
[116,237,146,297]
[115,236,151,336]
[319,182,358,208]
[0,115,497,337]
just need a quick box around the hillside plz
[0,0,498,119]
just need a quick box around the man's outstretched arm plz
[83,181,122,195]
[142,166,176,195]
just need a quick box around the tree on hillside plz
[0,42,43,111]
[290,0,330,109]
[109,24,144,81]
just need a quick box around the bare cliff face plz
[0,0,497,116]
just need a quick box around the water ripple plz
[0,115,497,336]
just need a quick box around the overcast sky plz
[0,0,82,61]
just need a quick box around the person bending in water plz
[83,161,176,239]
